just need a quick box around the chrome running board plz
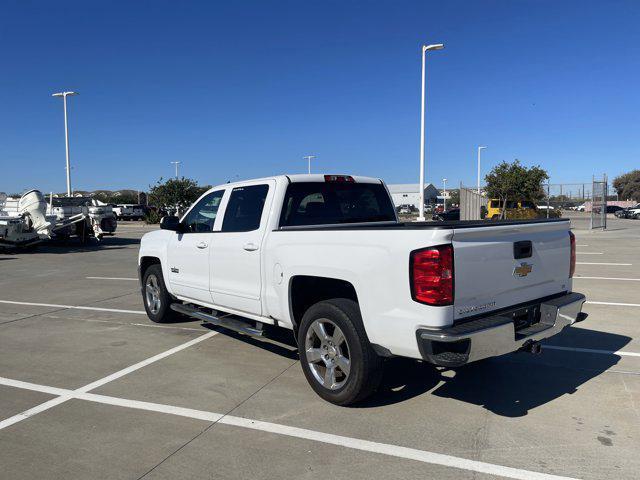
[170,303,264,337]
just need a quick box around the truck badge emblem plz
[171,267,179,274]
[513,262,533,277]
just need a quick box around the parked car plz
[396,204,413,214]
[576,204,586,212]
[113,204,146,221]
[139,174,585,405]
[432,208,460,221]
[606,205,624,214]
[487,199,537,219]
[615,204,640,218]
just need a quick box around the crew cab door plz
[210,181,274,315]
[166,190,225,303]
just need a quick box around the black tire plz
[297,298,383,406]
[142,264,178,323]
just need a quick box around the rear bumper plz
[416,292,586,367]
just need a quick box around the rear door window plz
[221,184,269,232]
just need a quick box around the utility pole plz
[442,178,447,212]
[303,155,316,174]
[52,91,78,196]
[417,43,445,221]
[477,146,487,194]
[546,182,550,218]
[171,161,180,179]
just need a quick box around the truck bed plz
[276,218,568,231]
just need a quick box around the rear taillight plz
[569,231,576,278]
[410,244,454,306]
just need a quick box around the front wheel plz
[142,264,178,323]
[297,299,382,406]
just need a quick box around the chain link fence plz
[590,175,608,229]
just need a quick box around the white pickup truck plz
[138,174,586,405]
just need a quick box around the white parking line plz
[0,331,217,431]
[86,276,138,281]
[0,396,72,430]
[0,300,145,315]
[544,345,640,358]
[586,301,640,307]
[76,331,218,393]
[576,244,589,247]
[576,252,603,255]
[576,262,632,266]
[0,375,578,480]
[218,416,576,480]
[574,276,640,282]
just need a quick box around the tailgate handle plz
[514,240,532,259]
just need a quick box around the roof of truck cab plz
[220,174,383,189]
[287,174,381,184]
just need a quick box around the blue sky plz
[1,0,638,193]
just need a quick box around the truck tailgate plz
[452,221,572,321]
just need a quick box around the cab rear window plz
[280,182,396,227]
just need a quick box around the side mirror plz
[160,215,183,232]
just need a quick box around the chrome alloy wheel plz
[145,274,162,314]
[304,318,351,390]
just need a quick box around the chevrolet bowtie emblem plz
[513,262,533,277]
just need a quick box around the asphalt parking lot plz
[0,213,639,480]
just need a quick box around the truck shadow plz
[30,236,140,254]
[202,323,300,360]
[365,327,630,415]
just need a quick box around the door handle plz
[243,242,259,251]
[196,241,208,249]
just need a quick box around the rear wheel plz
[142,264,178,323]
[298,299,382,406]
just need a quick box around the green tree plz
[613,170,640,202]
[484,160,549,219]
[148,177,210,218]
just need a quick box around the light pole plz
[52,91,78,196]
[442,178,447,212]
[418,43,445,221]
[477,146,487,194]
[303,155,316,174]
[171,161,180,179]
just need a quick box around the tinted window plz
[221,184,269,232]
[280,182,396,227]
[183,190,224,233]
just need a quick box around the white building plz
[387,183,440,209]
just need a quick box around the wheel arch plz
[139,256,161,283]
[288,275,359,333]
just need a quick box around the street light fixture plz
[477,146,487,194]
[52,91,78,196]
[418,43,445,221]
[303,155,316,174]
